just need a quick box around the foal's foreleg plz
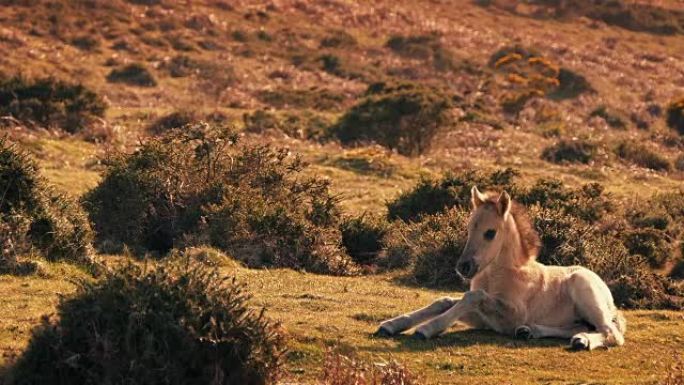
[375,296,458,336]
[414,290,522,339]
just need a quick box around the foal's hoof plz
[570,335,590,351]
[373,326,393,338]
[515,325,533,340]
[412,330,429,340]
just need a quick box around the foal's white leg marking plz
[376,296,458,336]
[414,290,521,339]
[567,270,625,350]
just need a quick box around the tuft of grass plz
[614,141,671,171]
[667,97,684,135]
[0,74,106,134]
[106,63,157,87]
[321,350,422,385]
[542,139,597,164]
[590,105,628,129]
[330,81,452,157]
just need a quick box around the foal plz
[376,187,626,350]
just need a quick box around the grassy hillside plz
[1,0,684,384]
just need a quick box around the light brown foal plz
[376,187,626,350]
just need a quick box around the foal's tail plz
[607,310,627,346]
[614,310,627,336]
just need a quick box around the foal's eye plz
[484,229,496,241]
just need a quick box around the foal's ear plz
[471,186,486,208]
[497,191,512,217]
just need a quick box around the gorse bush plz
[243,109,332,140]
[7,257,285,385]
[0,138,93,266]
[384,208,469,289]
[386,33,456,71]
[340,214,389,265]
[330,81,452,156]
[387,168,519,221]
[0,74,106,133]
[83,122,356,275]
[147,109,199,135]
[614,141,671,171]
[106,63,157,87]
[590,105,628,129]
[542,139,597,164]
[667,97,684,135]
[489,45,592,113]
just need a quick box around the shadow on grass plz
[367,328,569,352]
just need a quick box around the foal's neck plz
[496,215,531,269]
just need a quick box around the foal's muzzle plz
[456,259,477,280]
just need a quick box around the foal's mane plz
[482,195,541,262]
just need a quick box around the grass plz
[1,262,682,384]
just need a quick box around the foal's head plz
[455,186,540,279]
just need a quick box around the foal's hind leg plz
[568,271,625,350]
[375,297,458,336]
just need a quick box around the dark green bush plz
[386,168,519,221]
[83,122,355,275]
[256,88,344,111]
[243,109,332,140]
[541,139,597,164]
[549,68,594,100]
[528,205,682,309]
[330,82,452,156]
[614,141,671,171]
[106,63,157,87]
[147,110,199,135]
[590,105,628,129]
[320,30,357,48]
[667,98,684,135]
[385,34,456,71]
[522,0,684,35]
[0,139,93,265]
[623,228,672,268]
[340,214,388,265]
[671,258,684,280]
[0,74,106,133]
[6,257,285,385]
[382,208,469,289]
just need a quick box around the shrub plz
[590,105,628,129]
[256,88,344,111]
[83,122,356,275]
[541,139,597,164]
[330,82,452,156]
[243,109,332,140]
[490,45,591,113]
[671,259,684,280]
[614,141,671,171]
[340,214,388,265]
[147,110,199,135]
[6,258,285,384]
[0,139,93,265]
[0,74,106,133]
[667,98,684,135]
[528,205,682,309]
[106,63,157,87]
[387,168,519,221]
[675,155,684,171]
[321,350,422,385]
[320,30,357,48]
[380,208,469,288]
[386,33,456,71]
[622,228,673,268]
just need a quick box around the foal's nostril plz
[456,260,473,277]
